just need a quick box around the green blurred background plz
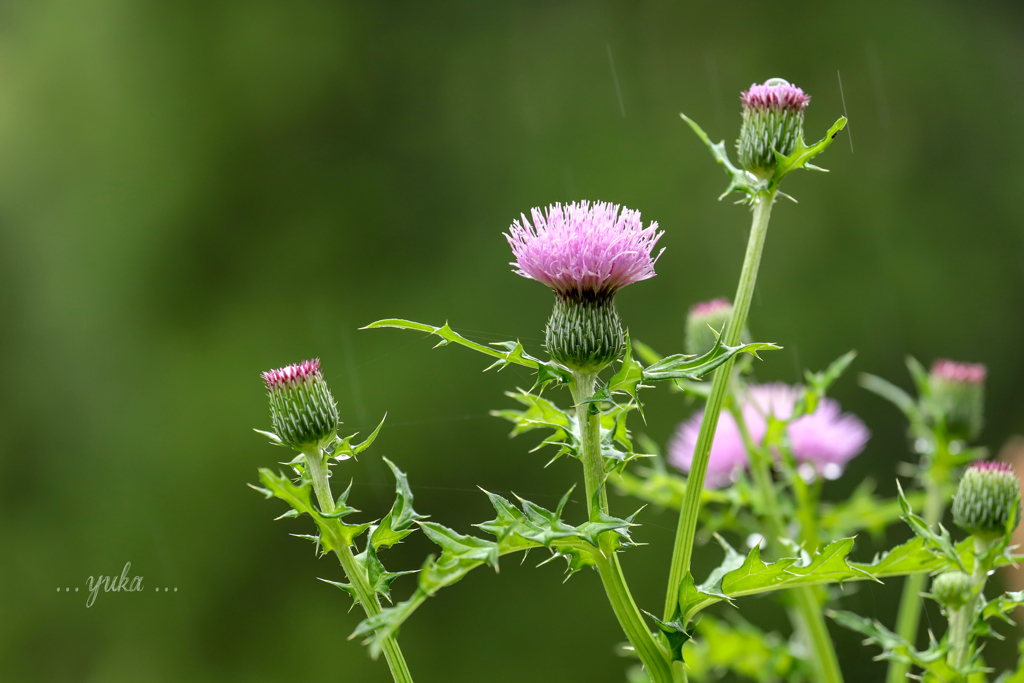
[3,1,1024,681]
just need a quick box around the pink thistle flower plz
[505,201,664,298]
[740,82,810,113]
[262,358,323,389]
[689,298,732,317]
[928,359,987,441]
[931,359,987,384]
[668,383,870,487]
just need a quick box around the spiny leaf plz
[352,490,631,657]
[641,338,780,382]
[679,535,950,623]
[370,457,428,550]
[362,318,572,386]
[256,468,369,550]
[770,116,848,186]
[331,413,387,461]
[897,480,966,572]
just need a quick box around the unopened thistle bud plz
[952,462,1022,540]
[929,359,986,442]
[685,298,751,356]
[261,359,339,452]
[737,79,810,178]
[931,571,972,609]
[506,201,663,373]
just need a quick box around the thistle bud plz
[952,462,1022,540]
[929,359,986,442]
[261,359,339,452]
[737,79,810,178]
[931,571,972,609]
[685,298,751,357]
[506,201,663,373]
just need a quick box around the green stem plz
[734,407,844,683]
[663,189,776,621]
[887,453,947,683]
[947,538,993,671]
[303,448,415,683]
[570,375,674,683]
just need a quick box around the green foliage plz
[252,454,425,620]
[819,479,942,540]
[362,318,572,388]
[679,111,847,201]
[827,610,957,678]
[684,615,809,682]
[351,489,638,657]
[677,534,955,624]
[491,389,649,474]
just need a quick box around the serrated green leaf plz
[370,457,428,550]
[362,320,576,388]
[642,339,780,382]
[353,490,630,656]
[645,612,691,663]
[827,610,951,672]
[256,468,369,550]
[770,117,847,185]
[331,413,387,461]
[679,535,952,623]
[680,112,760,199]
[898,480,966,571]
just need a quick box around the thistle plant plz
[246,78,1024,683]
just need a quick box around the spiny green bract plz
[546,291,625,372]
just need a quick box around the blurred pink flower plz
[668,383,869,487]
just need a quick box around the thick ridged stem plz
[663,190,775,624]
[733,406,844,683]
[947,538,994,670]
[570,375,674,683]
[302,449,414,683]
[887,474,944,683]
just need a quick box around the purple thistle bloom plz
[689,298,732,317]
[505,201,664,298]
[669,383,870,487]
[262,358,323,390]
[741,82,810,113]
[931,359,987,384]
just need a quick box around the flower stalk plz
[569,373,675,683]
[663,188,776,623]
[302,446,415,683]
[947,538,995,670]
[887,459,946,683]
[731,405,845,683]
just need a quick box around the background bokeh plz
[3,1,1024,681]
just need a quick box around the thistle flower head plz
[685,298,751,357]
[506,201,663,299]
[669,383,869,487]
[952,461,1021,540]
[929,359,986,441]
[931,571,972,609]
[737,79,810,177]
[262,359,339,452]
[507,201,663,373]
